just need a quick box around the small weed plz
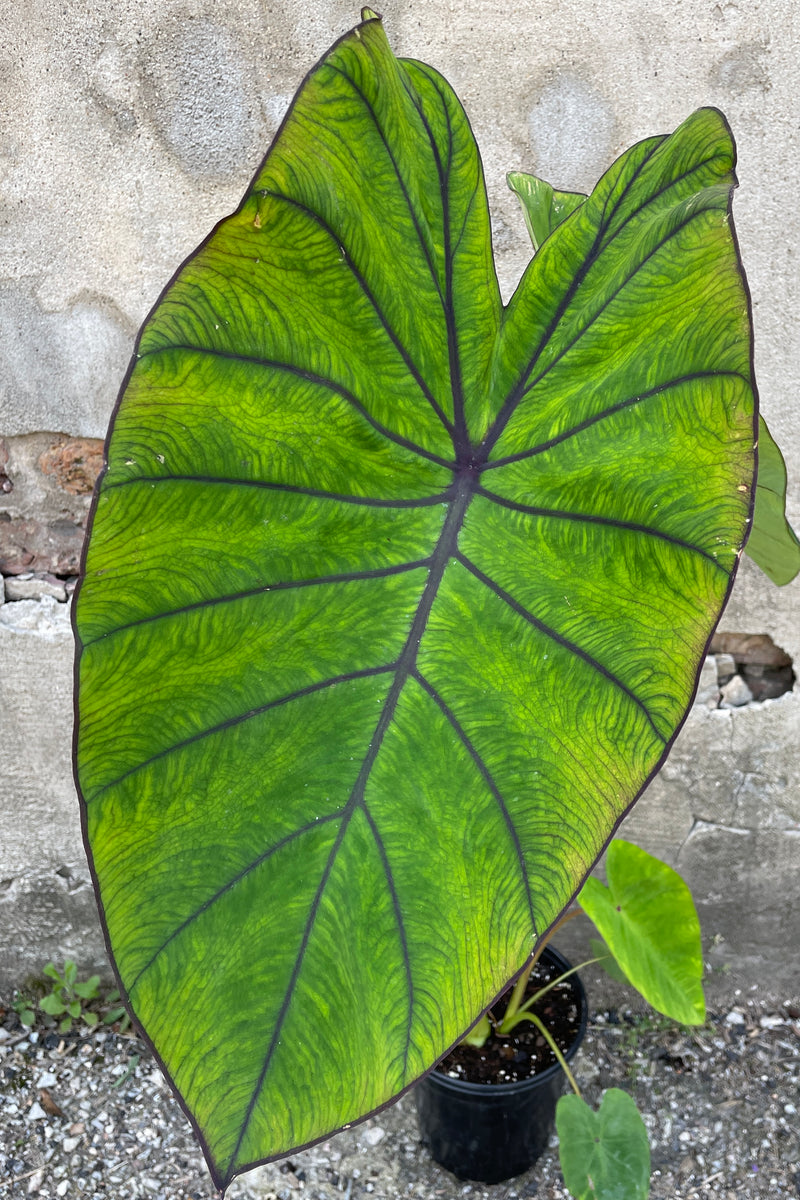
[39,960,102,1033]
[11,991,36,1028]
[620,1012,680,1051]
[11,961,133,1035]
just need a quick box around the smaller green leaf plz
[745,416,800,585]
[578,840,705,1025]
[103,1006,127,1026]
[557,1089,650,1200]
[59,1016,73,1035]
[507,171,586,252]
[64,960,78,986]
[42,964,62,984]
[82,1011,100,1027]
[73,976,101,1000]
[18,1008,36,1027]
[67,1000,82,1019]
[589,938,629,986]
[39,995,67,1016]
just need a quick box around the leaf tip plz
[360,7,382,20]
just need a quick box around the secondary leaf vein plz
[82,560,433,647]
[413,670,536,935]
[475,486,731,572]
[455,551,667,742]
[362,802,414,1077]
[101,475,454,509]
[86,665,397,803]
[256,188,455,436]
[482,371,750,469]
[127,809,345,995]
[135,342,456,470]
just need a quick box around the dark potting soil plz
[435,958,581,1085]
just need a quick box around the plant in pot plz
[415,837,707,1194]
[72,9,799,1197]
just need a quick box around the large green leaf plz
[74,12,755,1190]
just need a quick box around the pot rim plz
[423,944,588,1096]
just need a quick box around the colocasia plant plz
[73,9,798,1195]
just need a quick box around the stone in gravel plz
[720,675,753,708]
[36,1071,58,1088]
[26,1101,47,1121]
[362,1127,386,1146]
[26,1169,44,1194]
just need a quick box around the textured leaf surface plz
[746,416,800,584]
[74,14,754,1189]
[557,1089,650,1200]
[579,841,705,1024]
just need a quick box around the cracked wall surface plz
[1,0,798,997]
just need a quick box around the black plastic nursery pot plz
[415,946,588,1184]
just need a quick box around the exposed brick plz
[0,516,86,576]
[38,436,104,496]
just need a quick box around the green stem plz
[525,1011,582,1099]
[499,957,603,1034]
[503,908,582,1026]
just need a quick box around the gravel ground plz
[1,998,798,1200]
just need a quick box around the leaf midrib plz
[225,471,475,1174]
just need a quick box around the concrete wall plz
[1,0,798,999]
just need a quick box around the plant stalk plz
[502,908,582,1028]
[525,1011,582,1099]
[499,954,601,1035]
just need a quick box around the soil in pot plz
[415,946,587,1184]
[437,952,583,1084]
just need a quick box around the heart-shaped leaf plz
[557,1089,650,1200]
[74,13,754,1189]
[578,840,705,1024]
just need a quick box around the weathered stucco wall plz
[1,0,798,998]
